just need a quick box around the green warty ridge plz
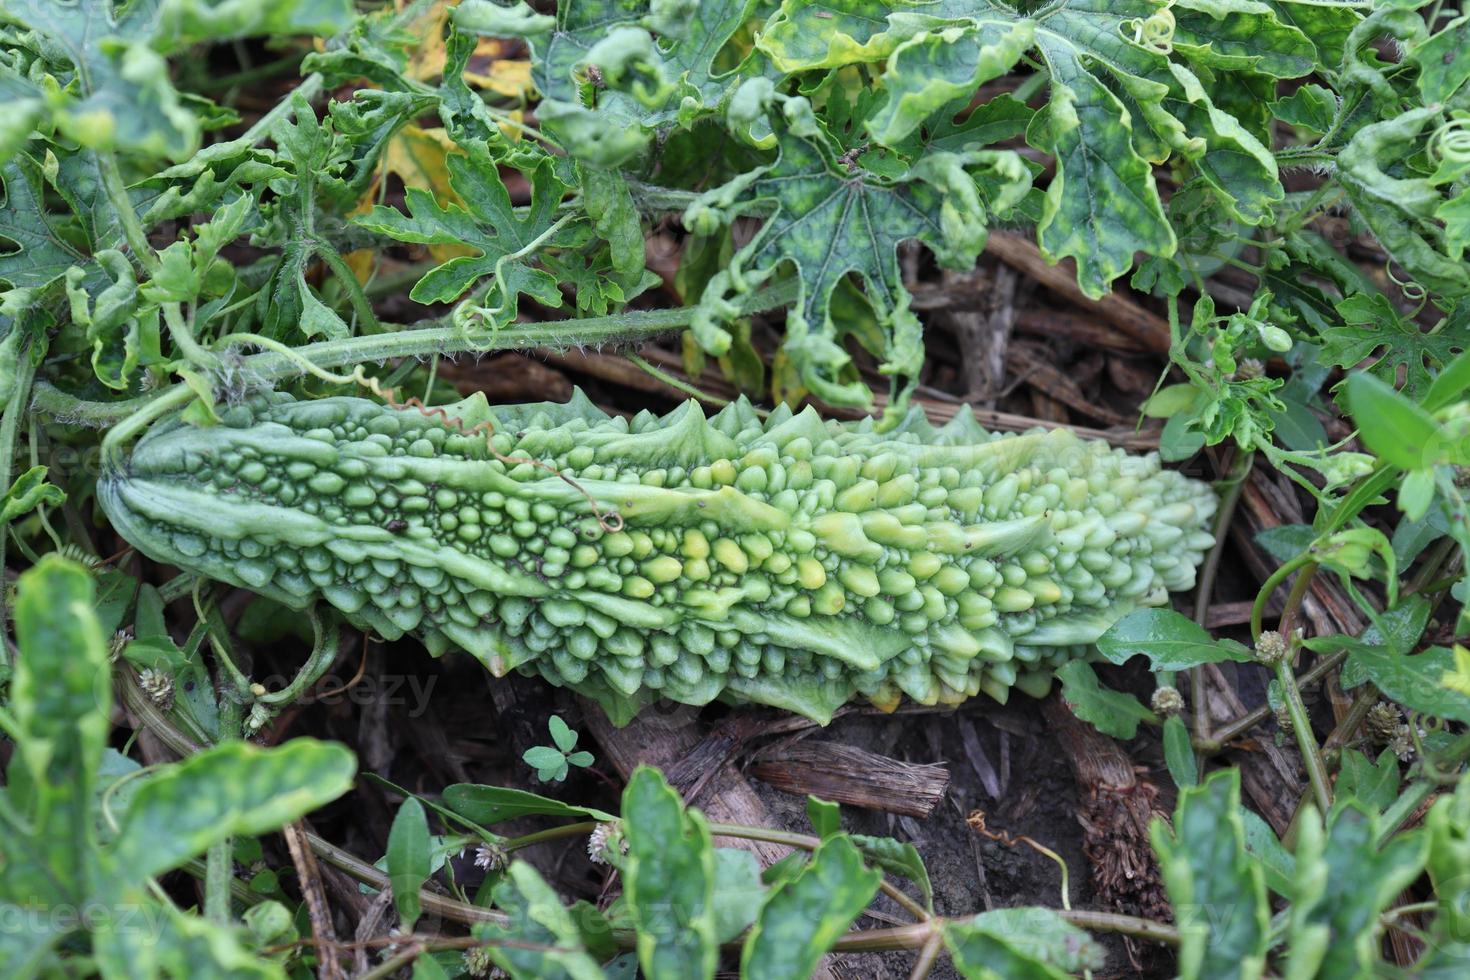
[99,390,1218,724]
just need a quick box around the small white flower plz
[474,843,506,872]
[138,667,174,710]
[587,821,626,865]
[1254,630,1289,665]
[1150,686,1184,717]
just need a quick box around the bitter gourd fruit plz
[99,390,1217,724]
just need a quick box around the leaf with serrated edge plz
[689,128,1025,407]
[356,154,570,316]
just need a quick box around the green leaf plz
[581,165,646,282]
[943,907,1105,978]
[741,835,882,980]
[1332,748,1399,815]
[865,19,1035,146]
[1162,715,1198,788]
[0,465,65,525]
[1239,807,1294,897]
[524,746,568,771]
[387,798,431,930]
[1330,294,1467,402]
[710,848,766,944]
[1284,806,1428,978]
[7,556,112,904]
[689,127,1027,407]
[1271,84,1338,133]
[1411,13,1470,105]
[759,0,919,71]
[1337,107,1470,300]
[441,784,614,825]
[1,0,354,160]
[1096,609,1254,671]
[1336,643,1470,724]
[806,796,841,839]
[1151,769,1269,980]
[109,739,356,886]
[357,154,569,317]
[145,0,355,54]
[762,0,1326,293]
[850,834,933,911]
[66,249,152,390]
[1027,24,1175,298]
[0,159,87,291]
[92,901,280,980]
[1346,370,1440,471]
[621,766,718,980]
[3,0,197,158]
[456,0,759,165]
[1314,593,1430,662]
[1054,660,1156,739]
[548,715,578,753]
[1255,523,1316,563]
[477,862,606,980]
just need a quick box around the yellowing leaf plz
[465,56,534,98]
[345,124,471,282]
[398,2,533,95]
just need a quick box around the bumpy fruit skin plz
[99,390,1217,724]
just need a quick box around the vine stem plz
[1276,654,1333,817]
[258,609,340,705]
[205,697,243,924]
[1188,451,1252,749]
[1193,649,1348,752]
[1250,555,1315,644]
[907,932,945,980]
[0,339,39,631]
[502,819,930,921]
[32,280,802,426]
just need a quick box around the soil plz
[266,630,1173,978]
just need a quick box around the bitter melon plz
[99,390,1217,723]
